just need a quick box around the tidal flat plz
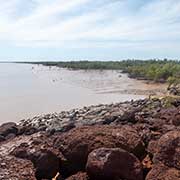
[0,63,167,122]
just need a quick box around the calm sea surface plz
[0,63,166,123]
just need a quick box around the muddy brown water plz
[0,63,167,123]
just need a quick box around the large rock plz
[172,108,180,126]
[86,148,143,180]
[146,130,180,180]
[18,125,39,135]
[0,156,36,180]
[10,133,61,180]
[153,130,180,169]
[168,84,180,96]
[0,131,62,180]
[66,172,89,180]
[0,122,18,139]
[154,107,180,127]
[146,163,180,180]
[135,106,178,135]
[54,125,145,174]
[0,135,5,142]
[32,149,60,180]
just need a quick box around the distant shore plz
[17,61,170,97]
[16,60,174,97]
[16,60,180,85]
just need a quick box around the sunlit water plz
[0,63,167,123]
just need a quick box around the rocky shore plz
[0,97,180,180]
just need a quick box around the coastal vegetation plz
[27,59,180,84]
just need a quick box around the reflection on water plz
[0,63,167,123]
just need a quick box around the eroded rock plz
[146,163,180,180]
[0,122,18,140]
[153,130,180,170]
[54,125,145,175]
[66,172,89,180]
[0,98,180,180]
[0,156,36,180]
[10,133,61,180]
[86,147,143,180]
[33,149,60,180]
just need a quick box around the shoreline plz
[20,61,171,96]
[14,60,180,84]
[0,62,170,123]
[14,61,171,96]
[0,62,180,179]
[18,96,180,132]
[0,96,180,179]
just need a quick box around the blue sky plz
[0,0,180,61]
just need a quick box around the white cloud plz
[0,0,180,58]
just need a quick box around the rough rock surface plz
[86,147,143,180]
[0,97,180,180]
[10,133,61,180]
[66,172,89,180]
[0,122,19,139]
[19,99,147,132]
[153,130,180,169]
[0,156,36,180]
[54,125,145,174]
[0,132,61,180]
[146,163,180,180]
[146,130,180,180]
[31,149,60,180]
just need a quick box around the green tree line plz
[22,59,180,84]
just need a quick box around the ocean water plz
[0,63,166,123]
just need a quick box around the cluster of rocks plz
[168,84,180,96]
[0,97,180,180]
[18,99,156,132]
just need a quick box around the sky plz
[0,0,180,61]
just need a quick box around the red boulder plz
[86,147,143,180]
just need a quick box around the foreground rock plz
[0,156,36,180]
[86,147,143,180]
[153,130,180,169]
[0,132,61,180]
[10,134,61,180]
[30,149,60,180]
[19,99,147,132]
[0,97,180,179]
[146,163,180,180]
[66,172,89,180]
[0,122,18,140]
[146,130,180,179]
[54,125,145,175]
[168,84,180,96]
